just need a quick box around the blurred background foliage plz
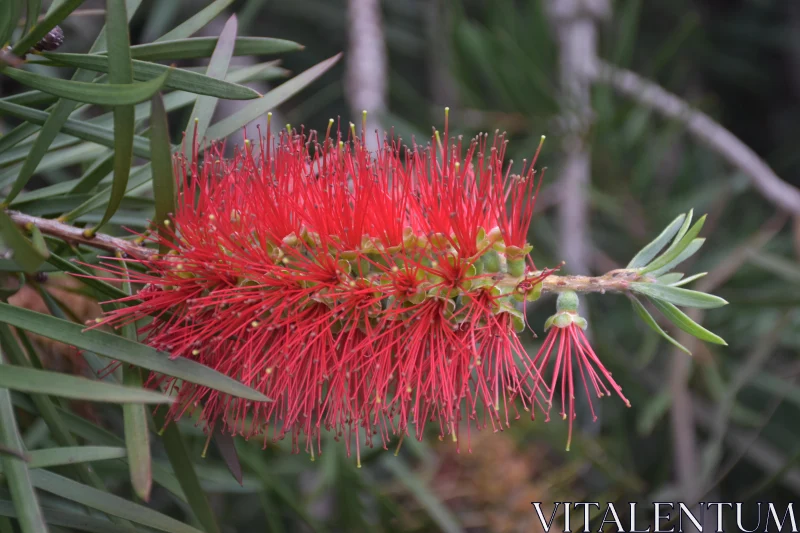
[1,0,800,531]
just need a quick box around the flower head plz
[531,291,631,451]
[91,118,556,462]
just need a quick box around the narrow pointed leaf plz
[23,447,127,469]
[629,295,691,355]
[641,214,705,274]
[1,67,171,106]
[0,100,151,157]
[184,14,238,161]
[90,0,135,235]
[0,500,137,533]
[0,210,48,272]
[11,0,84,56]
[630,282,728,309]
[0,303,270,401]
[671,272,708,287]
[0,356,48,533]
[627,213,686,268]
[150,93,175,255]
[43,53,260,99]
[207,53,341,141]
[123,366,153,501]
[212,429,243,486]
[29,469,204,533]
[127,36,302,61]
[153,411,221,533]
[1,2,142,205]
[0,365,172,403]
[649,238,706,277]
[649,298,727,345]
[156,0,235,42]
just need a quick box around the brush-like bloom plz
[92,117,558,461]
[531,291,631,450]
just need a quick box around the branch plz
[589,60,800,215]
[8,210,156,260]
[7,210,641,294]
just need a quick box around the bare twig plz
[8,210,155,260]
[589,61,800,215]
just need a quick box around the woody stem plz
[7,209,641,293]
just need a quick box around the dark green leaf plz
[1,67,171,106]
[150,93,175,254]
[43,52,260,100]
[212,429,242,486]
[22,446,127,469]
[0,365,172,403]
[0,302,270,401]
[0,210,48,272]
[127,36,302,61]
[123,366,152,501]
[0,357,48,533]
[0,500,136,533]
[157,0,236,42]
[0,100,151,157]
[29,469,204,533]
[11,0,84,56]
[153,411,221,533]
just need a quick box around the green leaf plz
[123,366,153,501]
[641,214,706,274]
[207,53,341,141]
[23,446,127,469]
[629,295,691,355]
[630,282,728,309]
[29,469,204,533]
[0,67,171,106]
[0,1,22,46]
[0,100,151,157]
[43,52,260,100]
[23,0,41,36]
[127,36,302,61]
[655,272,683,285]
[184,14,238,162]
[0,302,270,402]
[0,364,172,403]
[0,356,48,533]
[153,411,221,533]
[1,2,142,205]
[155,0,235,42]
[383,458,464,533]
[648,298,727,345]
[11,0,84,56]
[648,238,705,277]
[89,0,135,236]
[0,210,48,272]
[627,213,686,269]
[212,429,242,486]
[671,272,707,287]
[150,93,175,256]
[45,252,131,301]
[0,499,137,533]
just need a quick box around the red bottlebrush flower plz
[530,291,631,451]
[90,116,557,463]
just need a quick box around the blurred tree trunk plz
[345,0,387,150]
